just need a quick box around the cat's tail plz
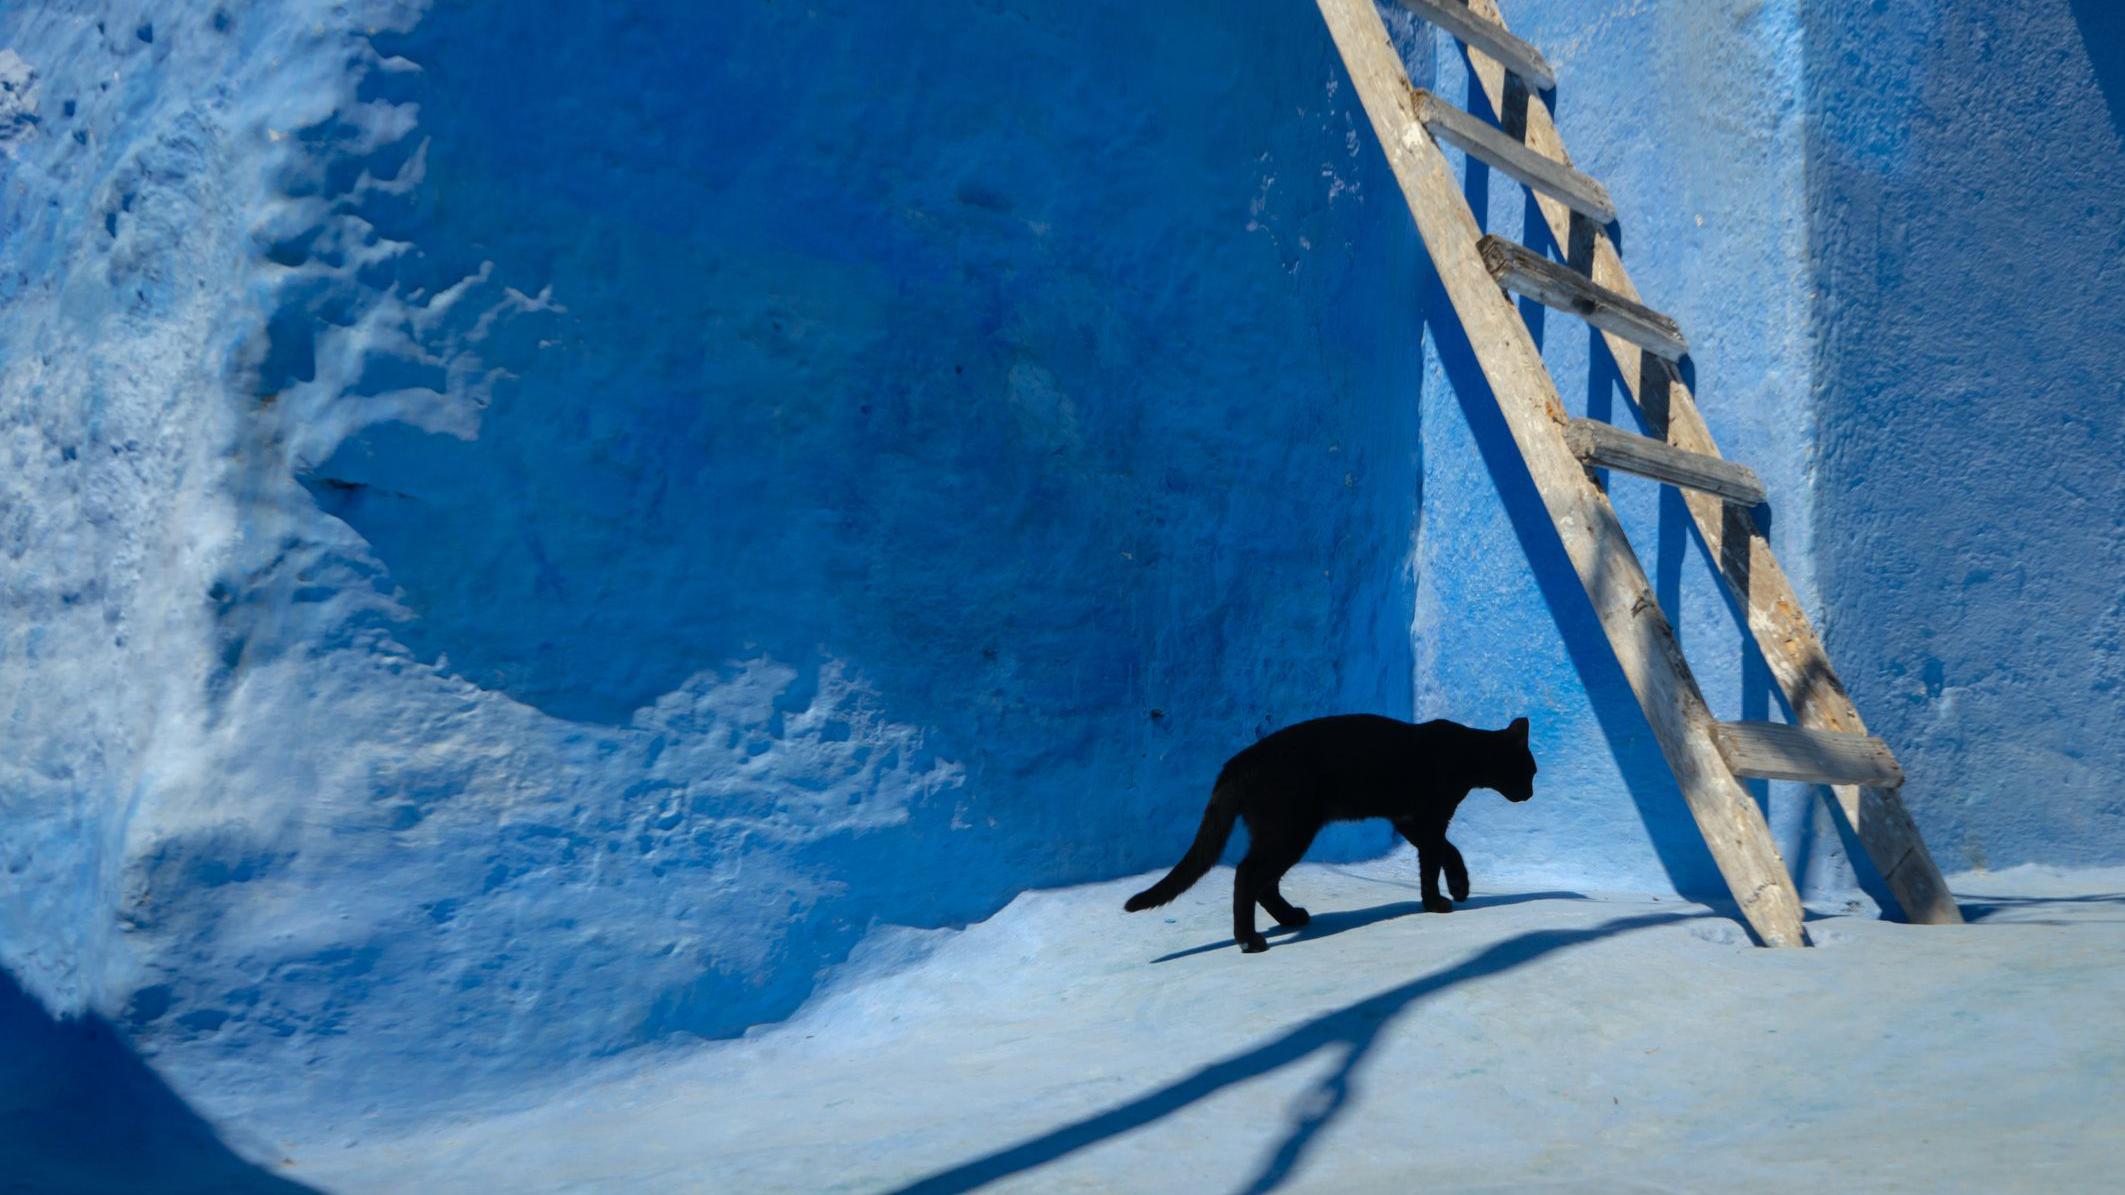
[1124,777,1240,912]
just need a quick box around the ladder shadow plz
[887,911,1698,1195]
[1612,344,1904,914]
[1449,18,1936,922]
[1595,339,1896,912]
[1466,65,1893,916]
[1592,333,1868,909]
[1437,64,1730,901]
[1959,892,2125,923]
[1419,270,1729,899]
[1605,337,1916,914]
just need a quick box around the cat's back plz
[1225,713,1415,777]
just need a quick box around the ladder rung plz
[1480,236,1688,361]
[1563,419,1765,506]
[1711,722,1905,788]
[1393,0,1556,91]
[1411,89,1615,224]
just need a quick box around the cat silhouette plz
[1126,714,1536,952]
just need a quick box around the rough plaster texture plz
[1806,0,2125,872]
[0,0,1425,1133]
[0,0,2123,1179]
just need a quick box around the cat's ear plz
[1508,716,1529,740]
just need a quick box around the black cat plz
[1124,714,1536,952]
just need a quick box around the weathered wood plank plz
[1565,418,1766,507]
[1481,235,1688,360]
[1392,0,1556,91]
[1411,88,1617,224]
[1316,0,1807,947]
[1458,0,1960,924]
[1711,722,1906,787]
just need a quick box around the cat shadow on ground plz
[1150,890,1590,964]
[894,909,1700,1195]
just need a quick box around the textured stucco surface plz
[1,0,2123,1172]
[1806,0,2125,872]
[283,865,2125,1195]
[0,0,1425,1131]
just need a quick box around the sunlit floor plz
[292,861,2125,1194]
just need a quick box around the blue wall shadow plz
[236,0,1425,1048]
[1422,272,1725,896]
[2069,0,2125,136]
[1438,65,1726,896]
[0,967,318,1194]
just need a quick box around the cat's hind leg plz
[1440,839,1470,903]
[1232,856,1270,953]
[1254,825,1317,929]
[1258,881,1310,929]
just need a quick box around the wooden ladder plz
[1318,0,1962,945]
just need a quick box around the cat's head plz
[1492,716,1537,802]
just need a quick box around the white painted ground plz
[285,860,2125,1194]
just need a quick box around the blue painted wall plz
[1806,0,2125,871]
[1,0,1424,1130]
[5,0,2125,1149]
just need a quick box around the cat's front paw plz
[1423,894,1454,914]
[1448,878,1470,902]
[1239,934,1270,953]
[1276,906,1310,928]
